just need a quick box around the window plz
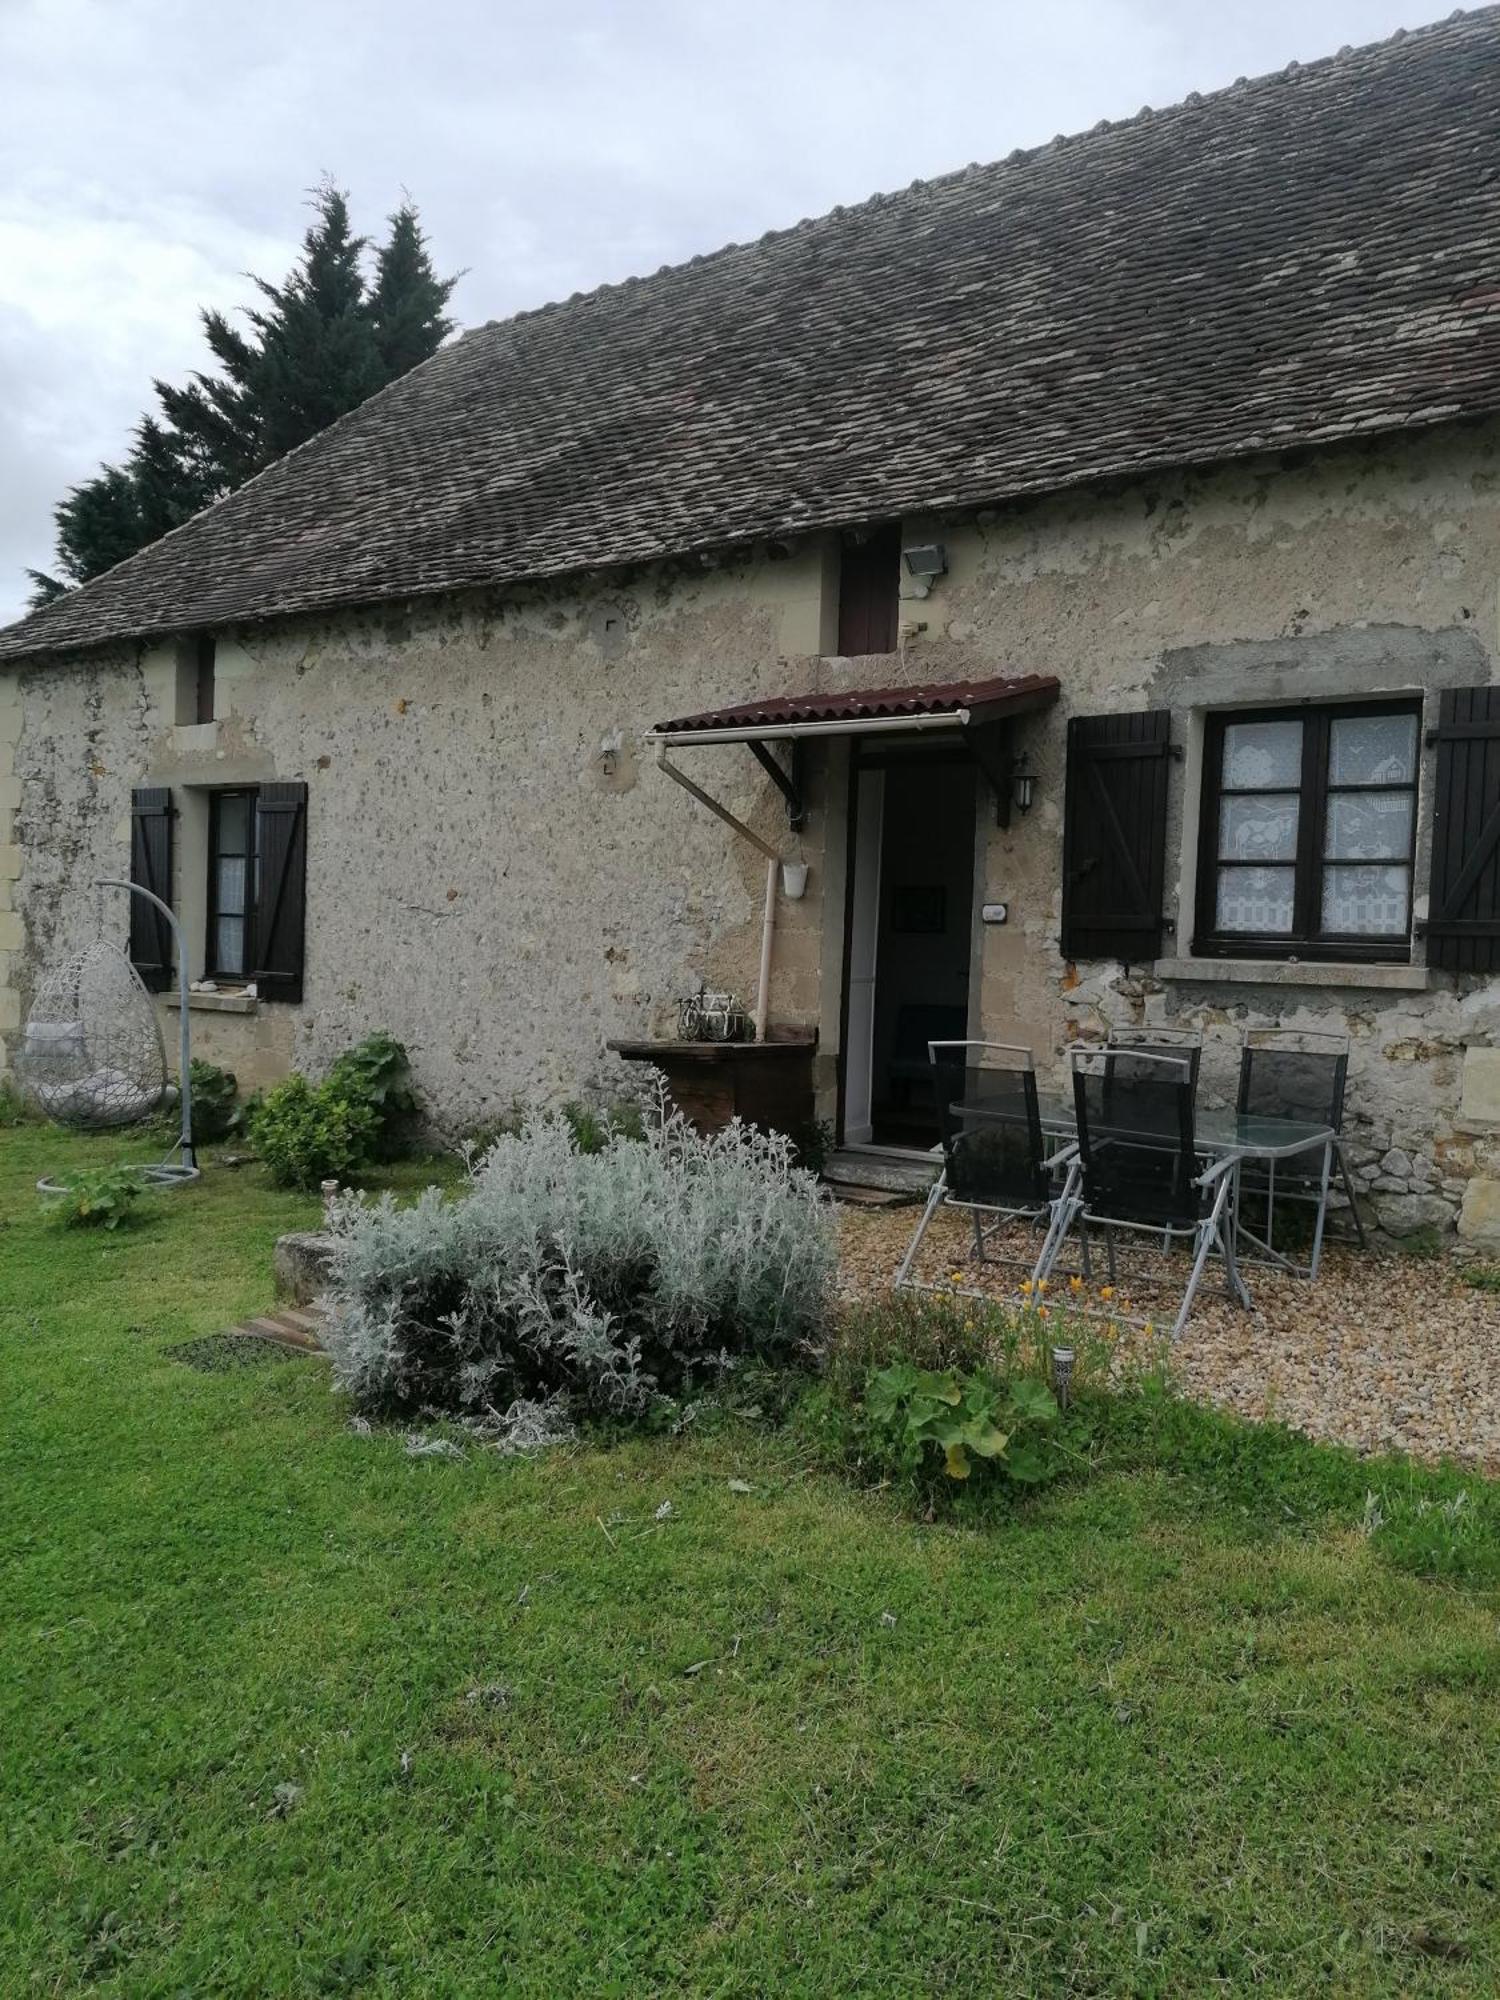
[194,633,216,724]
[1194,700,1420,961]
[837,525,900,655]
[207,789,258,981]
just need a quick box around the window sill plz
[163,988,258,1015]
[1153,957,1432,992]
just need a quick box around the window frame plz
[836,524,901,656]
[205,787,259,983]
[1192,698,1421,963]
[194,633,217,725]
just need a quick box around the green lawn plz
[3,1121,1499,1996]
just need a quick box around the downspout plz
[655,747,784,1041]
[754,854,778,1044]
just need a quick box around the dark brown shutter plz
[1422,686,1500,972]
[1060,711,1173,962]
[837,526,900,656]
[252,782,308,1003]
[129,787,175,991]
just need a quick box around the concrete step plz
[822,1148,939,1204]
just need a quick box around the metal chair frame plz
[1106,1024,1205,1096]
[1233,1027,1364,1281]
[1033,1047,1249,1339]
[895,1041,1084,1293]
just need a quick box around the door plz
[842,766,884,1145]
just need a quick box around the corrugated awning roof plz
[646,672,1060,743]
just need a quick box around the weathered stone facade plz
[5,419,1500,1242]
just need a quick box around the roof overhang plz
[644,671,1060,746]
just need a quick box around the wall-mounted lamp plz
[1011,763,1038,814]
[599,729,623,778]
[781,860,809,900]
[901,543,947,600]
[902,542,947,579]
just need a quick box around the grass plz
[3,1122,1499,1995]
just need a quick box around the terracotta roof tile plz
[5,10,1500,664]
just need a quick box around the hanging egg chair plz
[23,878,199,1190]
[20,938,167,1128]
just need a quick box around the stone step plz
[230,1306,327,1353]
[822,1149,939,1203]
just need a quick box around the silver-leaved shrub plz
[320,1090,836,1422]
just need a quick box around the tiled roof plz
[650,673,1060,737]
[6,11,1500,665]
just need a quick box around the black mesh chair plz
[1034,1047,1247,1338]
[1107,1026,1204,1100]
[1235,1028,1364,1279]
[895,1042,1081,1290]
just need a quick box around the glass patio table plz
[1031,1093,1334,1162]
[1029,1091,1337,1280]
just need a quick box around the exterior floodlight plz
[902,543,947,578]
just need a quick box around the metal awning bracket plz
[961,718,1016,828]
[749,739,806,830]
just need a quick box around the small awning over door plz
[645,671,1059,745]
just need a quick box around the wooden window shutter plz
[1422,686,1500,972]
[252,782,308,1003]
[129,787,175,991]
[1060,711,1173,962]
[837,526,901,656]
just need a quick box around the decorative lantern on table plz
[677,985,753,1044]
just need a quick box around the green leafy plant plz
[864,1362,1063,1484]
[561,1097,644,1154]
[326,1033,417,1159]
[790,1117,835,1177]
[188,1059,242,1145]
[247,1075,380,1190]
[43,1165,149,1230]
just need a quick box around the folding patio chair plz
[1235,1027,1366,1280]
[1106,1024,1204,1099]
[1034,1047,1247,1339]
[894,1042,1081,1291]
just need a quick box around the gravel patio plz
[837,1202,1500,1477]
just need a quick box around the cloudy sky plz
[0,0,1461,625]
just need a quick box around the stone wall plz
[6,418,1500,1240]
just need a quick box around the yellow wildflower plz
[1099,1285,1115,1302]
[1068,1275,1083,1294]
[1019,1278,1034,1295]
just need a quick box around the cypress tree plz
[28,182,458,597]
[250,185,384,462]
[369,201,459,379]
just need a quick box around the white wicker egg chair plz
[22,880,198,1190]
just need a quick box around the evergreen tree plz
[249,186,384,462]
[369,200,459,379]
[53,464,145,587]
[28,183,458,598]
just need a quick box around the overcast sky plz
[0,0,1463,626]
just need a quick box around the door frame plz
[835,740,978,1149]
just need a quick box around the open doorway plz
[842,752,977,1150]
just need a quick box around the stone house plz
[5,12,1500,1242]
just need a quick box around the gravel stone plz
[837,1204,1500,1475]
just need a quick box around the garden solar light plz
[1051,1346,1074,1409]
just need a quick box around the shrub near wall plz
[320,1097,835,1431]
